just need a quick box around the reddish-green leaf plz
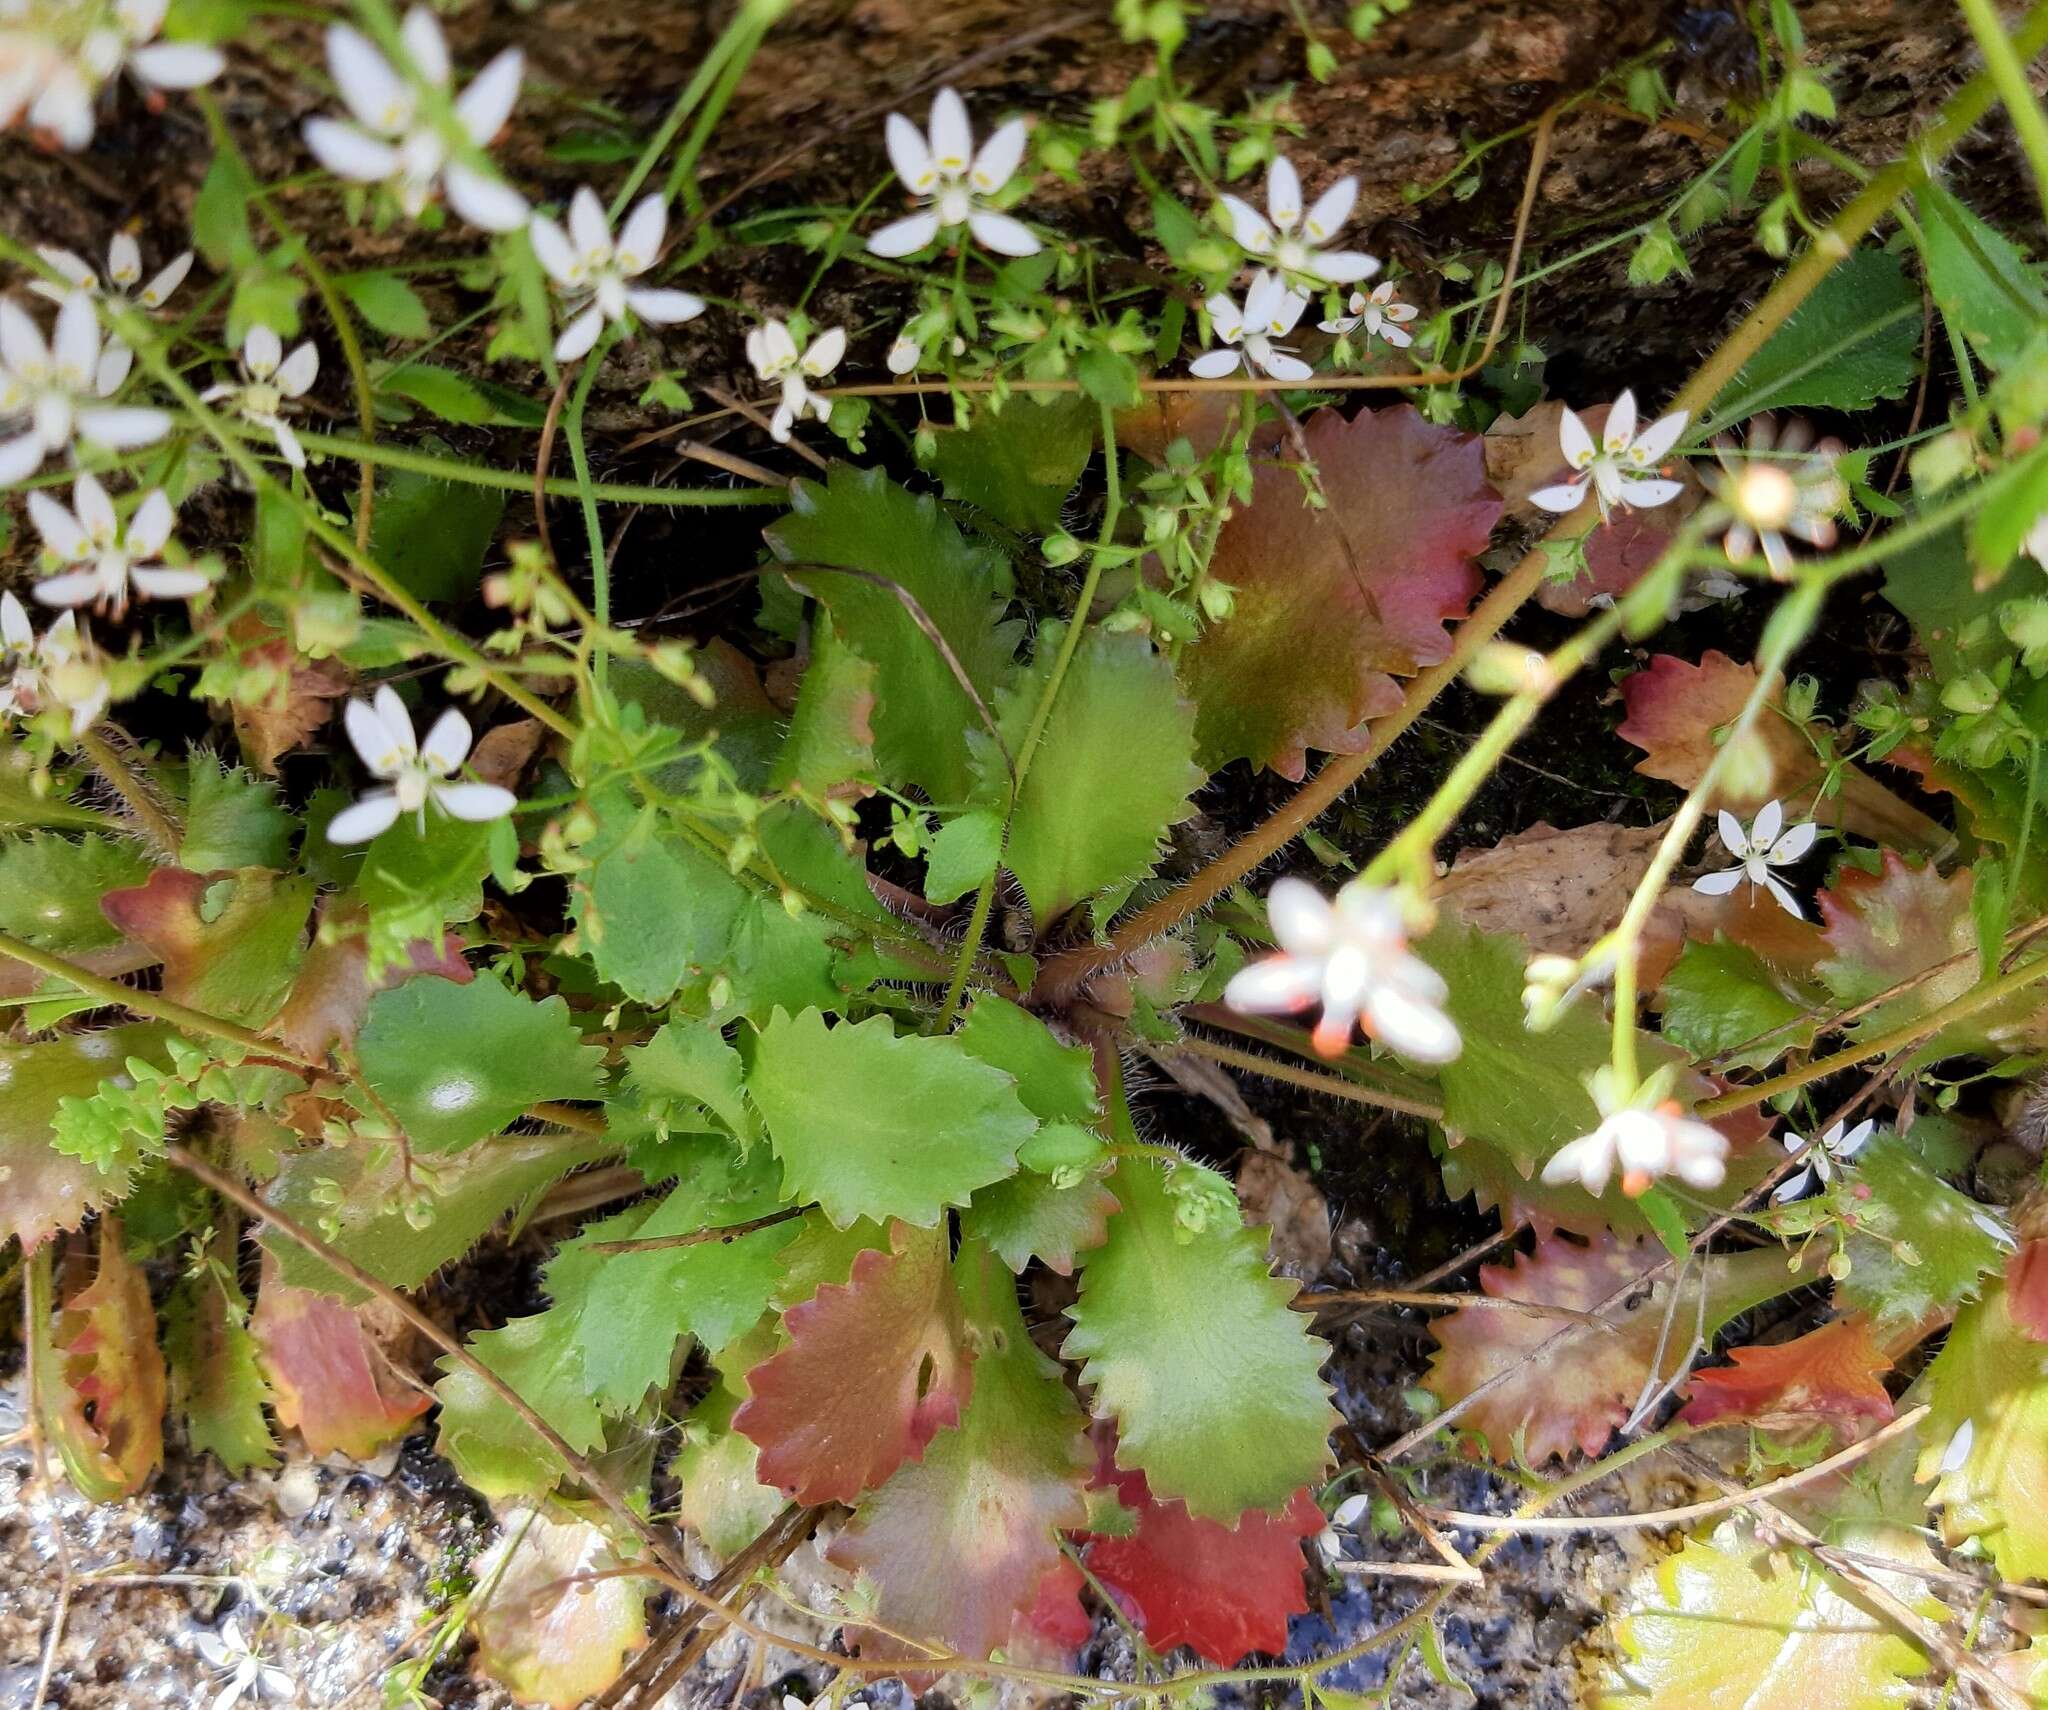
[44,1222,166,1500]
[735,1220,973,1504]
[270,903,471,1059]
[1180,404,1498,778]
[1919,1281,2048,1580]
[0,1027,172,1250]
[1678,1317,1897,1435]
[250,1256,428,1460]
[100,866,313,1028]
[828,1242,1092,1663]
[470,1509,650,1709]
[1084,1456,1322,1665]
[164,1265,275,1473]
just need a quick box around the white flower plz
[1320,279,1417,347]
[1220,155,1379,286]
[1542,1066,1728,1199]
[200,326,319,470]
[1529,390,1689,518]
[28,471,203,616]
[303,7,526,233]
[885,330,922,375]
[746,319,846,443]
[1937,1417,1975,1477]
[1223,876,1460,1062]
[0,590,36,719]
[528,188,703,363]
[30,232,194,392]
[1771,1117,1875,1203]
[195,1617,295,1710]
[1314,1491,1371,1565]
[328,684,518,843]
[0,0,222,151]
[1690,799,1817,918]
[0,292,171,484]
[1189,270,1312,382]
[868,86,1039,259]
[0,597,108,734]
[1708,416,1847,578]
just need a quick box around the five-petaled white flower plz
[1691,799,1817,918]
[1530,390,1689,519]
[1542,1066,1728,1199]
[0,595,107,734]
[1221,155,1379,286]
[528,188,704,363]
[201,326,319,470]
[328,684,518,844]
[868,86,1039,259]
[31,233,193,393]
[1771,1117,1874,1203]
[0,292,171,484]
[1190,270,1312,382]
[745,319,846,443]
[196,1617,295,1710]
[1223,876,1461,1062]
[28,471,204,615]
[303,6,527,233]
[1320,279,1417,347]
[1314,1492,1371,1566]
[0,0,223,152]
[1708,416,1848,578]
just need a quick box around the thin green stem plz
[291,430,781,505]
[1957,0,2048,227]
[563,326,617,687]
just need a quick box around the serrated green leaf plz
[181,753,293,872]
[355,977,605,1153]
[764,465,1023,801]
[1920,1282,2048,1580]
[922,395,1097,534]
[1062,1159,1337,1520]
[1880,525,2006,677]
[339,271,433,340]
[354,814,492,972]
[769,618,877,797]
[434,1310,607,1500]
[956,994,1100,1122]
[1834,1137,2005,1327]
[924,807,1004,905]
[1709,248,1919,423]
[374,363,547,427]
[193,148,258,271]
[1,1027,174,1249]
[164,1267,275,1473]
[572,810,741,1006]
[1658,939,1816,1070]
[983,623,1201,925]
[1916,181,2047,374]
[747,1008,1034,1228]
[0,834,150,950]
[362,458,505,602]
[627,1020,762,1150]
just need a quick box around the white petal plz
[1306,249,1380,286]
[1220,193,1275,254]
[1381,322,1414,348]
[31,77,97,152]
[306,116,401,183]
[927,86,972,175]
[1528,480,1588,513]
[1365,986,1461,1064]
[867,210,943,257]
[886,335,921,375]
[1768,820,1817,863]
[29,492,91,558]
[106,233,141,285]
[1302,176,1356,242]
[1690,867,1745,896]
[128,41,224,89]
[326,24,408,133]
[243,323,282,378]
[455,45,522,145]
[128,489,176,555]
[884,110,936,194]
[74,472,117,542]
[40,248,97,291]
[1628,408,1689,465]
[0,299,47,373]
[1716,808,1750,858]
[1188,348,1243,378]
[1542,1133,1612,1197]
[801,325,847,377]
[76,406,171,449]
[275,341,319,397]
[1558,405,1597,469]
[969,116,1028,194]
[567,186,611,263]
[345,695,406,773]
[372,683,418,758]
[419,706,472,771]
[31,568,104,608]
[1618,476,1683,509]
[1751,798,1783,848]
[1837,1119,1876,1159]
[0,434,44,485]
[442,161,528,233]
[130,565,212,599]
[1772,1166,1815,1204]
[615,195,667,276]
[1205,291,1244,344]
[526,214,580,286]
[1760,870,1804,919]
[625,287,704,327]
[768,399,795,443]
[1255,349,1315,383]
[1266,877,1335,953]
[1317,314,1362,336]
[326,790,402,844]
[966,209,1041,256]
[139,250,193,307]
[270,420,307,469]
[0,592,30,647]
[1604,389,1638,454]
[399,5,450,87]
[53,292,100,383]
[552,304,605,363]
[1265,155,1302,230]
[433,779,517,822]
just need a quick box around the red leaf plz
[2006,1240,2048,1343]
[270,900,472,1060]
[1180,404,1498,778]
[250,1256,428,1459]
[45,1220,166,1500]
[1013,1558,1092,1664]
[100,866,312,1029]
[735,1220,973,1504]
[1538,511,1674,618]
[1082,1460,1320,1665]
[1678,1316,1897,1432]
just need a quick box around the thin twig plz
[586,1206,803,1254]
[703,384,830,471]
[1302,1286,1616,1327]
[1172,1034,1444,1119]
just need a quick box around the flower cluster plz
[0,591,108,735]
[31,232,192,392]
[0,292,170,483]
[27,471,202,616]
[0,0,222,151]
